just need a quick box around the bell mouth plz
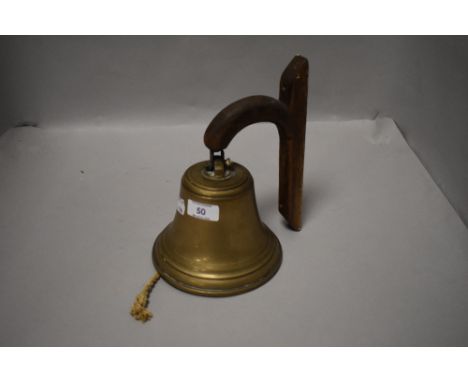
[152,223,282,297]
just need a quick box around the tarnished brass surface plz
[153,160,282,297]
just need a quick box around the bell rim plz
[152,223,283,297]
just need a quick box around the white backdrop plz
[1,118,467,345]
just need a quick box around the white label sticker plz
[176,198,185,215]
[187,199,219,222]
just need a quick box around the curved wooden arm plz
[203,95,290,151]
[204,55,308,231]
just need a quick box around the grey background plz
[1,36,467,225]
[0,36,467,346]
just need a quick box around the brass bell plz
[153,56,308,297]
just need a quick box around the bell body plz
[153,161,282,297]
